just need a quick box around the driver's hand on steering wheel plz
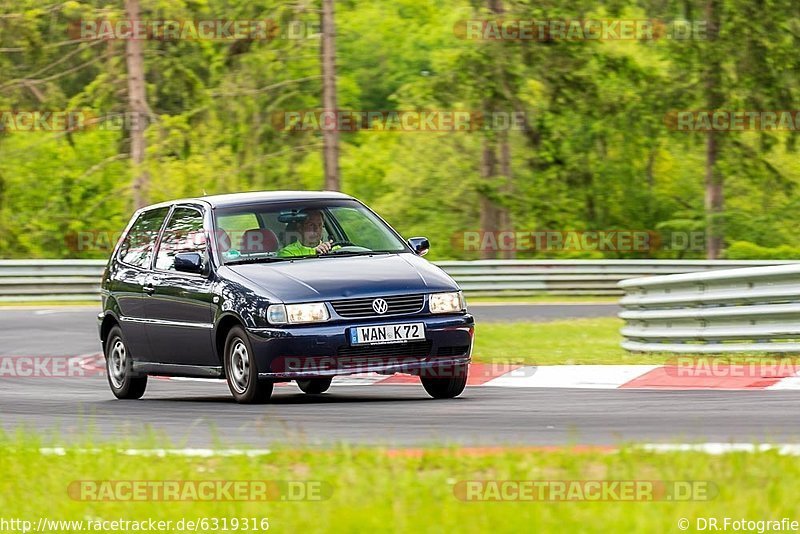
[315,240,333,255]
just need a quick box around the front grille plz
[436,345,470,357]
[331,294,425,318]
[337,341,432,359]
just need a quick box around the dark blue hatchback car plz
[98,191,474,403]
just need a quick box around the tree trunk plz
[498,131,514,259]
[704,0,724,259]
[125,0,149,209]
[477,0,510,260]
[705,131,723,258]
[479,137,498,260]
[321,0,340,191]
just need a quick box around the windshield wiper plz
[224,256,286,265]
[318,250,396,258]
[266,250,399,261]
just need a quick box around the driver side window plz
[328,207,396,250]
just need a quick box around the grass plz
[473,317,659,365]
[1,432,797,533]
[473,318,800,365]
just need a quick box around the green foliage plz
[724,241,800,260]
[0,0,799,259]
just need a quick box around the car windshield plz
[214,199,408,264]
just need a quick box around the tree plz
[1,0,799,261]
[703,0,723,259]
[124,0,149,209]
[321,0,340,190]
[661,0,800,258]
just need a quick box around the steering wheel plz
[329,241,371,254]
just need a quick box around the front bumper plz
[246,313,474,379]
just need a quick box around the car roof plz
[140,190,356,210]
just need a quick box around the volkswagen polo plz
[98,191,474,403]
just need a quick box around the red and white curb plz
[78,355,800,391]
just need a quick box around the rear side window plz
[155,207,206,271]
[117,207,170,268]
[217,213,260,235]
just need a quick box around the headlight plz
[429,292,465,314]
[266,303,330,324]
[289,302,330,324]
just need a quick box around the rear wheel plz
[296,377,332,394]
[224,326,273,403]
[106,326,147,399]
[420,363,468,399]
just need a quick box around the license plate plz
[350,323,425,345]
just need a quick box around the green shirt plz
[277,241,318,257]
[277,241,342,257]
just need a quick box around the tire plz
[420,363,468,399]
[105,326,148,400]
[296,377,332,394]
[224,326,273,403]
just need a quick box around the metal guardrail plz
[0,260,107,302]
[436,260,791,296]
[619,263,800,353]
[0,259,792,302]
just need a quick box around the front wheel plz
[224,326,273,404]
[296,377,332,394]
[420,364,468,399]
[106,326,147,399]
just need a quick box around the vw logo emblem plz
[372,298,389,315]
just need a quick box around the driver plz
[278,209,335,257]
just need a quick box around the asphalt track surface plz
[0,303,621,357]
[2,304,799,447]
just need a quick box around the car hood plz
[227,254,458,302]
[224,253,458,302]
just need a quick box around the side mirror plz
[174,252,204,274]
[407,237,430,256]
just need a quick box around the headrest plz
[240,228,279,253]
